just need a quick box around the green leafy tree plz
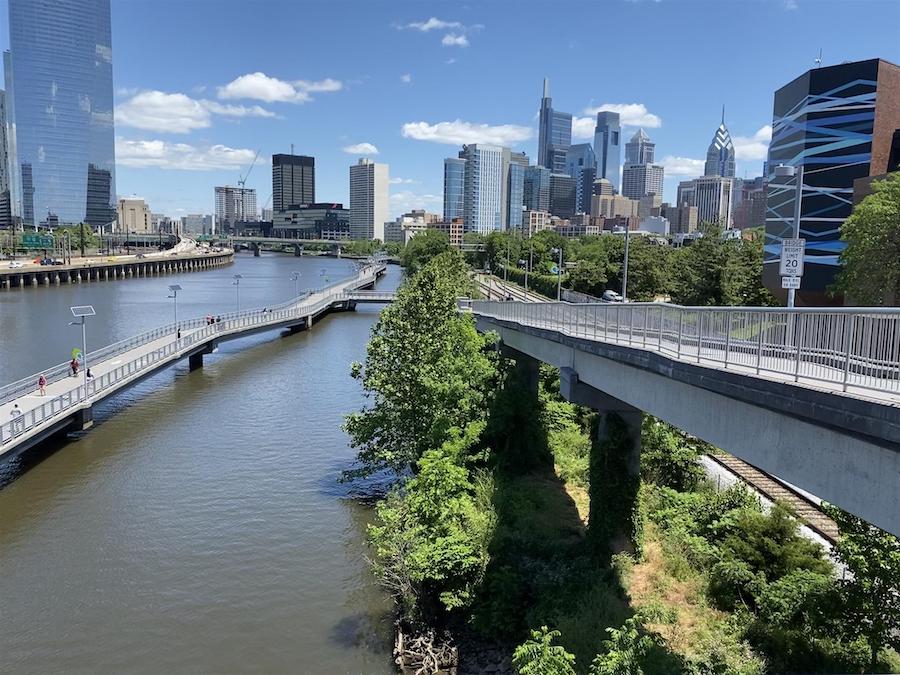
[368,426,495,625]
[836,172,900,305]
[822,503,900,670]
[722,228,778,306]
[344,252,497,477]
[512,626,577,675]
[382,241,404,257]
[668,224,733,305]
[589,616,658,675]
[639,417,704,492]
[400,229,451,274]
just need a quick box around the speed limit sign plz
[779,238,805,277]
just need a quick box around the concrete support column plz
[189,353,203,371]
[73,405,94,431]
[501,344,540,397]
[31,274,38,287]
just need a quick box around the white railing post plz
[842,314,855,392]
[724,310,732,369]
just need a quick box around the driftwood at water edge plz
[394,628,459,675]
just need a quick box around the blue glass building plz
[443,157,466,222]
[506,156,527,232]
[538,79,572,174]
[593,111,621,194]
[565,143,596,214]
[7,0,116,227]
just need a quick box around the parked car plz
[602,290,624,303]
[8,261,23,268]
[50,258,65,265]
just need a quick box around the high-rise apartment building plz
[349,158,389,240]
[6,0,116,226]
[692,176,734,228]
[272,154,315,211]
[443,158,466,222]
[215,186,257,232]
[704,110,736,178]
[524,165,551,212]
[764,58,900,302]
[0,89,10,228]
[733,177,766,230]
[549,173,576,220]
[565,144,596,214]
[593,112,621,194]
[458,144,506,234]
[538,79,572,174]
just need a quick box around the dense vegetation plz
[345,245,899,673]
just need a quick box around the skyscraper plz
[272,154,315,211]
[565,143,596,214]
[215,186,257,232]
[763,58,900,302]
[593,111,622,194]
[6,0,116,226]
[549,173,576,220]
[524,165,551,212]
[621,129,664,201]
[537,78,572,174]
[459,144,505,234]
[691,176,734,228]
[507,152,528,232]
[0,89,10,228]
[704,109,736,178]
[349,158,390,240]
[443,157,466,221]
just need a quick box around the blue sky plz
[2,0,899,218]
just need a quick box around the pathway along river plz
[0,253,398,673]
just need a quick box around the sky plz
[2,0,899,219]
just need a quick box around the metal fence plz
[0,263,385,449]
[465,300,900,397]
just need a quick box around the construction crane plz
[238,149,261,188]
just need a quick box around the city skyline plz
[0,0,898,219]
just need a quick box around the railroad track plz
[706,453,840,543]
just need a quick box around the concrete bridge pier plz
[293,244,303,257]
[72,406,93,431]
[189,353,204,371]
[251,242,261,257]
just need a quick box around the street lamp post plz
[622,227,631,302]
[775,164,805,308]
[168,284,182,338]
[291,271,301,299]
[69,305,95,393]
[526,240,533,294]
[504,240,510,284]
[232,273,243,312]
[551,247,563,301]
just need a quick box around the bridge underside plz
[478,316,900,536]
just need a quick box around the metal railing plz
[465,300,900,398]
[0,263,385,449]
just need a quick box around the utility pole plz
[622,227,631,302]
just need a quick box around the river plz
[0,252,398,674]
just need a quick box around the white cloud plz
[784,0,798,9]
[115,90,275,134]
[582,103,662,128]
[733,125,772,160]
[343,142,379,155]
[659,156,705,177]
[116,138,259,171]
[572,117,596,140]
[390,190,442,217]
[116,91,211,133]
[402,119,532,145]
[390,177,419,185]
[445,58,457,65]
[217,72,342,103]
[442,33,469,47]
[401,73,412,83]
[404,17,463,31]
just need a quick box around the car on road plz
[602,290,624,303]
[8,261,23,268]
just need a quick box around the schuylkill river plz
[0,253,399,674]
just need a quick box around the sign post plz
[779,237,805,308]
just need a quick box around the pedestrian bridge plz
[0,263,390,460]
[463,299,900,535]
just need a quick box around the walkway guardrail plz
[0,263,385,448]
[466,300,900,398]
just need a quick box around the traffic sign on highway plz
[779,238,805,277]
[781,275,801,290]
[22,233,54,249]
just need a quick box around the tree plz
[512,626,577,675]
[590,616,658,675]
[822,503,900,670]
[836,172,900,305]
[668,224,732,305]
[639,417,704,492]
[400,229,451,274]
[344,252,498,477]
[368,426,495,626]
[722,228,778,306]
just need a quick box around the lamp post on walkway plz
[69,305,95,392]
[168,284,182,338]
[291,271,301,299]
[775,164,805,309]
[622,227,631,303]
[232,273,242,312]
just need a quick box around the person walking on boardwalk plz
[38,374,46,396]
[70,358,79,377]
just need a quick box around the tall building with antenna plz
[704,107,736,178]
[272,152,315,211]
[537,78,572,174]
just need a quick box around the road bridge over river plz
[463,299,900,535]
[0,263,393,460]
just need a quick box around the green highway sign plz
[22,233,54,248]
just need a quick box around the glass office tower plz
[443,157,466,222]
[7,0,116,227]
